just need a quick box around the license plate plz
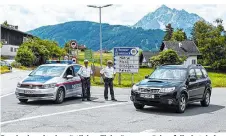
[24,90,33,94]
[140,94,155,98]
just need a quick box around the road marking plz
[0,92,14,98]
[140,129,157,133]
[1,102,131,125]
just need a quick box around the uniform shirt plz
[78,66,93,78]
[100,66,116,78]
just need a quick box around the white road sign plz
[113,47,139,73]
[71,41,77,49]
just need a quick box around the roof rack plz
[46,60,73,64]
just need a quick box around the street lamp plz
[87,4,113,69]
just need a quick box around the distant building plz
[141,51,159,67]
[0,25,33,59]
[160,41,201,66]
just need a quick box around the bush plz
[15,47,35,67]
[11,61,22,68]
[150,49,183,67]
[0,66,10,74]
[19,66,28,70]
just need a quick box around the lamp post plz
[87,4,113,69]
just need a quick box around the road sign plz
[64,56,68,60]
[70,41,77,49]
[72,57,76,63]
[113,47,139,73]
[85,49,93,61]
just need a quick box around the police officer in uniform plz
[100,60,117,101]
[78,60,93,101]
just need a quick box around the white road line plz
[1,102,130,125]
[140,129,157,133]
[0,92,14,98]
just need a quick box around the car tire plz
[19,99,28,103]
[9,67,12,71]
[134,103,144,109]
[200,90,210,107]
[176,94,187,113]
[55,87,65,104]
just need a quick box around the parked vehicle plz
[15,60,83,104]
[130,64,212,113]
[0,60,12,71]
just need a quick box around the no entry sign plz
[70,41,77,49]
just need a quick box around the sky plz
[0,4,226,32]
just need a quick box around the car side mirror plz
[145,75,149,79]
[66,75,73,79]
[189,76,196,82]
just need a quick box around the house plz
[141,51,159,67]
[0,24,33,59]
[160,41,201,66]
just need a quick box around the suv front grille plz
[20,84,43,89]
[139,88,160,94]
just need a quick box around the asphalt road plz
[1,70,226,132]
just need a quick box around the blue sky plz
[0,4,226,31]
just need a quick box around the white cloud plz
[0,4,226,32]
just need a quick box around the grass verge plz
[90,68,226,88]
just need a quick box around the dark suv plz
[130,64,212,113]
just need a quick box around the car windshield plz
[149,68,187,80]
[29,66,66,77]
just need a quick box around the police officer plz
[78,60,93,101]
[100,60,117,101]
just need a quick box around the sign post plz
[70,41,78,61]
[113,47,139,85]
[84,49,93,62]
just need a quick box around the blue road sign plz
[114,47,139,56]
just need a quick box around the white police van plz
[15,60,83,104]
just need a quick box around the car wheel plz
[19,99,28,103]
[134,103,144,109]
[176,94,187,113]
[55,88,65,104]
[200,91,210,107]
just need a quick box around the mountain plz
[133,5,204,37]
[28,21,165,51]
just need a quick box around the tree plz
[2,21,9,27]
[192,19,226,69]
[171,29,187,41]
[150,49,183,67]
[16,37,65,66]
[139,49,143,65]
[164,24,174,41]
[15,46,35,66]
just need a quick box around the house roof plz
[162,41,201,56]
[1,24,33,37]
[142,51,159,62]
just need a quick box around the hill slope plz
[28,21,165,51]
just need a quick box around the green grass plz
[208,72,226,87]
[91,68,154,88]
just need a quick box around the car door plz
[63,66,77,97]
[72,65,82,95]
[187,68,199,100]
[195,68,206,99]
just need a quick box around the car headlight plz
[17,82,21,87]
[159,87,175,93]
[43,83,56,89]
[132,84,139,91]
